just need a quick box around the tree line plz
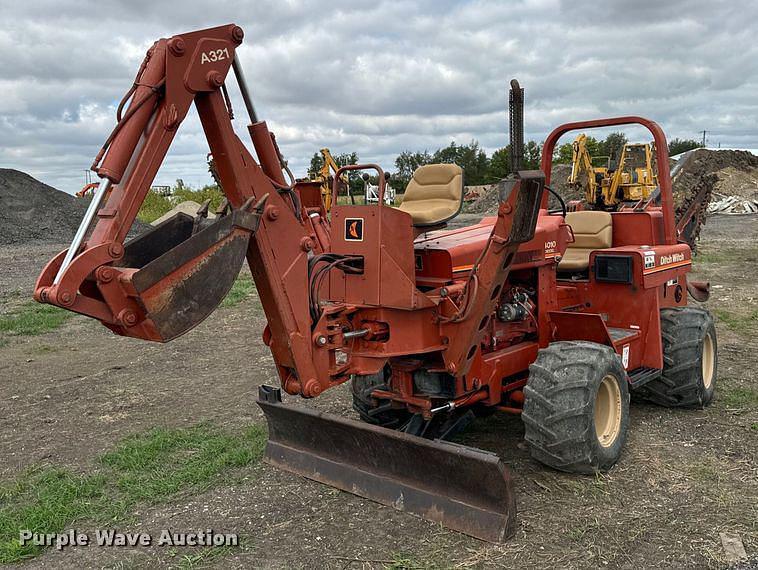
[308,135,704,191]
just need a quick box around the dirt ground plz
[1,215,756,569]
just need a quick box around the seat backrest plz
[399,164,463,227]
[403,163,463,202]
[558,210,613,272]
[566,210,612,250]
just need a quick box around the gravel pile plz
[462,164,573,214]
[0,169,90,245]
[0,169,148,246]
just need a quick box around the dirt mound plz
[0,169,149,246]
[0,169,90,245]
[462,184,498,214]
[462,164,574,214]
[151,200,216,226]
[672,149,758,208]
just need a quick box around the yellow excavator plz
[568,134,657,208]
[313,148,349,212]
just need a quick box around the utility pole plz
[701,130,707,148]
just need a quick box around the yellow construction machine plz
[568,134,657,208]
[313,148,348,212]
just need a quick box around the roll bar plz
[540,116,675,245]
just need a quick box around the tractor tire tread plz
[351,372,410,428]
[636,307,717,408]
[523,341,630,474]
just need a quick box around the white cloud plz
[1,0,757,193]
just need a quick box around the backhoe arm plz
[34,24,323,396]
[567,133,598,202]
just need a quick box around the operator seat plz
[558,210,613,272]
[398,164,464,227]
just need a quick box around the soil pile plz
[673,149,758,205]
[463,164,573,214]
[0,169,90,245]
[0,169,149,245]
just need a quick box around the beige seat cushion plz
[398,164,463,226]
[558,211,613,271]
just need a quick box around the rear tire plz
[637,307,717,408]
[351,372,411,429]
[522,341,630,474]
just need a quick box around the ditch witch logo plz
[344,217,364,241]
[19,529,238,551]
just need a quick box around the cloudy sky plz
[1,0,757,194]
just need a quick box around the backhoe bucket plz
[115,198,266,341]
[257,386,517,542]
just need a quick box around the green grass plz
[0,302,72,337]
[713,308,758,336]
[0,423,266,563]
[220,275,256,308]
[386,554,434,569]
[137,184,403,224]
[25,344,59,355]
[177,545,239,569]
[0,468,112,563]
[693,247,758,265]
[137,186,225,224]
[335,193,404,206]
[100,424,266,503]
[136,191,174,223]
[720,386,758,409]
[689,460,721,484]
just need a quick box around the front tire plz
[522,341,630,474]
[637,307,717,408]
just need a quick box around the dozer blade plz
[257,386,517,542]
[116,196,267,341]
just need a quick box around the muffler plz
[257,386,517,542]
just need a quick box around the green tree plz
[598,132,628,160]
[522,141,542,170]
[393,150,433,190]
[486,146,510,181]
[668,138,702,156]
[308,150,361,196]
[308,152,323,178]
[554,142,574,164]
[432,140,489,185]
[553,134,623,166]
[308,151,358,178]
[582,136,602,158]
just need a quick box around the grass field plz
[0,424,266,563]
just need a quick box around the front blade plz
[257,386,517,542]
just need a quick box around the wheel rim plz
[595,374,622,448]
[702,332,715,389]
